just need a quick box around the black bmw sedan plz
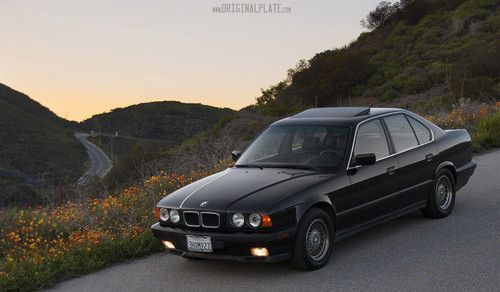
[151,107,476,270]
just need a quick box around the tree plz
[360,1,399,30]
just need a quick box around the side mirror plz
[231,150,241,162]
[355,153,376,166]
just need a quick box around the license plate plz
[186,235,212,253]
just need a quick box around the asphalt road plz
[49,150,500,291]
[75,133,113,185]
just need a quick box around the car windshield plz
[236,125,350,171]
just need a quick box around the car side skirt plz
[335,200,427,242]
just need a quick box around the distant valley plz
[0,83,235,206]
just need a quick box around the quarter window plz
[354,119,389,160]
[383,115,419,152]
[407,115,432,144]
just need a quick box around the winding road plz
[75,133,113,185]
[49,150,500,291]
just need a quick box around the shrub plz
[427,61,446,84]
[383,89,399,101]
[405,75,429,94]
[473,111,500,151]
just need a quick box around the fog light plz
[163,241,175,249]
[251,247,269,257]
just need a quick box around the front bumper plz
[151,223,296,263]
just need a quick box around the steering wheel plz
[304,149,340,165]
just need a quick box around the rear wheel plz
[421,168,456,218]
[292,208,334,270]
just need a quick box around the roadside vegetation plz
[425,102,500,151]
[0,171,210,290]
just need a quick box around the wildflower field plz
[0,171,208,291]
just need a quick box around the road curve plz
[49,150,500,291]
[75,133,113,185]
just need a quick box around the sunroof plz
[293,107,370,118]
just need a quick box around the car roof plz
[271,107,403,127]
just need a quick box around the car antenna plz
[355,107,371,116]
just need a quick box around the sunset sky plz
[0,0,388,121]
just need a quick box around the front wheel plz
[292,208,334,270]
[421,168,456,218]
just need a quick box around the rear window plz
[383,114,419,153]
[407,115,432,144]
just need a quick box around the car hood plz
[157,167,336,212]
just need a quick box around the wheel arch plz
[435,161,457,183]
[298,197,337,232]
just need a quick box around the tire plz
[421,168,456,218]
[292,207,334,270]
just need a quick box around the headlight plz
[248,213,261,228]
[232,213,244,228]
[159,208,169,221]
[169,209,180,223]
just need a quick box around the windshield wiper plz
[235,164,264,170]
[261,164,321,171]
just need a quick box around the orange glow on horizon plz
[0,1,378,121]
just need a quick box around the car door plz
[382,114,437,208]
[346,118,400,226]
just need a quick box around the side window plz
[407,115,432,144]
[354,119,390,160]
[383,114,419,152]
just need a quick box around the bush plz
[383,89,399,100]
[427,61,446,83]
[405,75,429,94]
[473,111,500,152]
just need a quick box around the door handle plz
[425,154,434,162]
[387,166,396,175]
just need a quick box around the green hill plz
[80,101,235,146]
[79,102,235,185]
[254,0,499,115]
[0,84,87,205]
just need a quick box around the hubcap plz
[436,176,452,210]
[305,219,329,261]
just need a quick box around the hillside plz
[80,101,235,145]
[254,0,499,115]
[0,84,87,205]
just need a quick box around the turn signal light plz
[251,247,269,257]
[155,207,160,221]
[261,214,272,228]
[163,241,175,249]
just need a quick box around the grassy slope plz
[0,84,87,205]
[254,0,499,115]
